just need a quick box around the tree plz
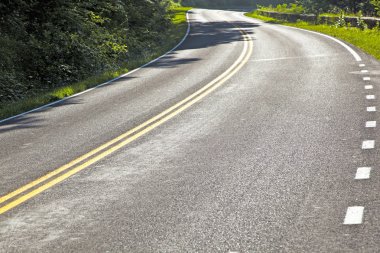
[371,0,380,15]
[0,0,174,102]
[295,0,378,15]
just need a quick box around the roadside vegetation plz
[180,0,254,8]
[253,0,380,16]
[0,1,191,120]
[256,3,304,14]
[246,0,380,60]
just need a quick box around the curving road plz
[1,8,380,252]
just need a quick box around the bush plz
[0,0,173,103]
[335,13,347,27]
[258,3,304,14]
[356,12,369,29]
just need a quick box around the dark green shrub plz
[0,0,172,103]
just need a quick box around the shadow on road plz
[178,20,257,51]
[0,17,259,132]
[144,20,258,69]
[0,99,83,133]
[146,56,201,69]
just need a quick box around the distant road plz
[1,8,380,252]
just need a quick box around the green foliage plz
[258,3,305,14]
[256,0,379,16]
[0,0,177,103]
[253,0,293,8]
[335,13,347,27]
[370,0,380,15]
[179,0,254,7]
[0,6,191,120]
[245,12,380,60]
[356,12,369,30]
[296,0,378,16]
[320,13,346,17]
[245,10,280,22]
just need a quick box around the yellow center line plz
[0,29,248,206]
[0,27,253,215]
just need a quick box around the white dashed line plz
[367,106,376,112]
[344,206,364,225]
[342,62,372,226]
[355,167,371,180]
[366,121,377,128]
[362,140,375,149]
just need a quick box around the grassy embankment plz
[245,11,380,60]
[0,6,192,121]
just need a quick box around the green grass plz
[245,11,280,23]
[170,6,191,24]
[0,6,192,121]
[245,11,380,60]
[257,3,305,14]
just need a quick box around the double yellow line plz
[0,26,253,215]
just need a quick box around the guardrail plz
[257,10,380,29]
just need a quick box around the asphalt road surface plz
[1,8,380,252]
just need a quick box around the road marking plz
[359,64,366,67]
[281,26,362,62]
[0,22,254,215]
[366,95,375,100]
[361,70,369,73]
[367,106,376,112]
[362,140,375,149]
[364,77,371,81]
[355,167,371,180]
[0,12,193,124]
[243,12,362,61]
[366,121,376,128]
[365,85,373,90]
[344,206,364,225]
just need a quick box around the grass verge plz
[245,11,380,60]
[0,6,192,121]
